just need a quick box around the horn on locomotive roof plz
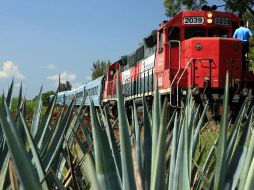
[201,5,217,11]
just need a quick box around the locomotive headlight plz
[206,11,213,18]
[207,18,213,24]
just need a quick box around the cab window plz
[185,28,205,39]
[208,29,229,37]
[168,26,180,47]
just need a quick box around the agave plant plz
[0,72,253,190]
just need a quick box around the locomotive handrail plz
[176,58,194,107]
[176,58,214,107]
[168,40,181,106]
[123,67,154,97]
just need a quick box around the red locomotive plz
[102,6,254,115]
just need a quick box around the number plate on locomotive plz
[215,17,231,25]
[183,17,204,24]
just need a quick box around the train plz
[51,6,254,117]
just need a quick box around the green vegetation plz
[91,60,111,80]
[163,0,254,18]
[33,90,54,107]
[0,96,37,113]
[59,81,72,92]
[249,47,254,71]
[0,73,253,189]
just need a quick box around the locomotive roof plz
[158,10,240,30]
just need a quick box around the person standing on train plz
[233,20,253,71]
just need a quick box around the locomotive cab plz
[102,61,119,102]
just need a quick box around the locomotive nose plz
[182,37,242,89]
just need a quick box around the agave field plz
[0,73,254,190]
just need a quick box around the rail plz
[123,68,154,97]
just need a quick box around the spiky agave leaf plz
[171,106,192,190]
[116,73,136,190]
[49,170,67,190]
[142,95,152,189]
[150,98,168,190]
[132,101,142,183]
[43,98,75,171]
[90,100,122,189]
[0,154,9,190]
[224,103,251,189]
[36,90,58,149]
[243,157,254,190]
[0,100,42,190]
[151,80,160,178]
[213,72,229,190]
[19,112,49,190]
[40,110,64,159]
[6,78,13,110]
[168,112,178,190]
[226,99,247,163]
[31,85,43,137]
[16,82,23,118]
[238,117,254,189]
[100,106,122,181]
[192,103,208,156]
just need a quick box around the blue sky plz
[0,0,224,99]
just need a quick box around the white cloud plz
[44,64,55,69]
[0,61,26,79]
[47,71,76,83]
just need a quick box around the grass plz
[0,97,48,115]
[197,121,220,167]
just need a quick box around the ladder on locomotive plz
[168,40,181,108]
[168,40,215,108]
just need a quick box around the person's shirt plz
[233,26,253,42]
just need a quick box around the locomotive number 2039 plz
[215,17,232,25]
[183,17,204,24]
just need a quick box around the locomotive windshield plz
[184,28,229,39]
[185,28,205,39]
[208,28,229,37]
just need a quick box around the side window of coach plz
[136,46,144,62]
[129,54,136,67]
[168,26,180,48]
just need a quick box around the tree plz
[163,0,254,18]
[59,81,72,92]
[224,0,254,18]
[33,90,54,106]
[65,81,72,90]
[164,0,207,17]
[91,60,111,80]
